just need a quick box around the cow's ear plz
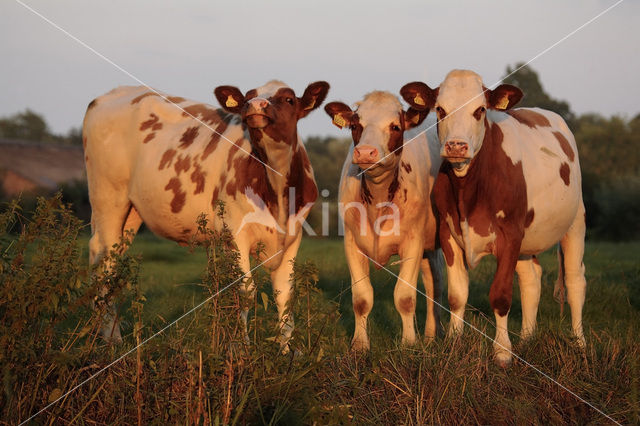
[214,85,245,114]
[400,81,438,111]
[324,102,354,129]
[298,81,330,118]
[487,84,523,110]
[403,107,429,129]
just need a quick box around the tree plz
[502,63,575,126]
[0,109,51,142]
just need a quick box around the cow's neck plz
[254,132,298,228]
[360,162,400,204]
[446,122,495,219]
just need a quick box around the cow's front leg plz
[270,233,302,352]
[490,234,522,367]
[344,230,373,351]
[442,233,469,337]
[395,247,422,345]
[422,250,444,339]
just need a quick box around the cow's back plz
[492,108,582,254]
[83,86,247,242]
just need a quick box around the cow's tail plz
[553,243,567,315]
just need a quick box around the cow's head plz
[401,70,522,176]
[324,91,428,178]
[214,80,329,149]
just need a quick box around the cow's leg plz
[559,202,587,347]
[344,230,373,351]
[394,251,421,345]
[515,256,541,340]
[237,247,254,346]
[490,235,522,367]
[89,201,142,342]
[270,233,302,352]
[443,234,469,337]
[421,250,444,339]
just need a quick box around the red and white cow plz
[83,80,329,346]
[401,70,587,365]
[324,91,444,350]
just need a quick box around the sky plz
[1,0,638,139]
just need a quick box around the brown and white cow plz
[324,91,444,350]
[83,80,329,346]
[401,70,587,366]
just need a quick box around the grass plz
[2,197,639,425]
[115,234,640,352]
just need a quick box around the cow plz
[324,91,444,350]
[83,80,329,348]
[400,70,587,366]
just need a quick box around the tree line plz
[1,64,638,240]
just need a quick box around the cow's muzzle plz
[352,145,379,166]
[244,98,272,129]
[443,140,470,162]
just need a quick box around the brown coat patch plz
[166,96,186,104]
[164,178,186,213]
[559,162,570,185]
[159,149,177,170]
[202,121,231,161]
[353,299,369,316]
[143,133,156,143]
[287,146,319,214]
[140,113,160,131]
[131,92,157,104]
[226,146,278,215]
[401,161,412,173]
[174,155,191,175]
[179,126,199,149]
[507,109,551,128]
[398,296,415,314]
[524,208,535,228]
[553,131,575,162]
[190,162,206,194]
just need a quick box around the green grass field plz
[118,233,640,348]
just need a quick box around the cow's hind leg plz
[90,199,142,342]
[559,202,587,347]
[515,256,542,340]
[421,250,444,339]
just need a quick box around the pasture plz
[1,197,639,424]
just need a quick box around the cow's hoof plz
[494,351,513,368]
[350,339,370,352]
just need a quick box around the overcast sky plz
[1,0,638,138]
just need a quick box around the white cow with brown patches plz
[401,70,586,366]
[83,80,329,345]
[324,91,444,350]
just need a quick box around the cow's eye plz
[436,106,447,118]
[285,97,294,105]
[473,106,486,120]
[390,124,401,132]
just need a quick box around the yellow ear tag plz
[411,113,420,124]
[225,95,238,108]
[413,94,426,106]
[495,95,509,110]
[333,114,346,128]
[304,99,316,110]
